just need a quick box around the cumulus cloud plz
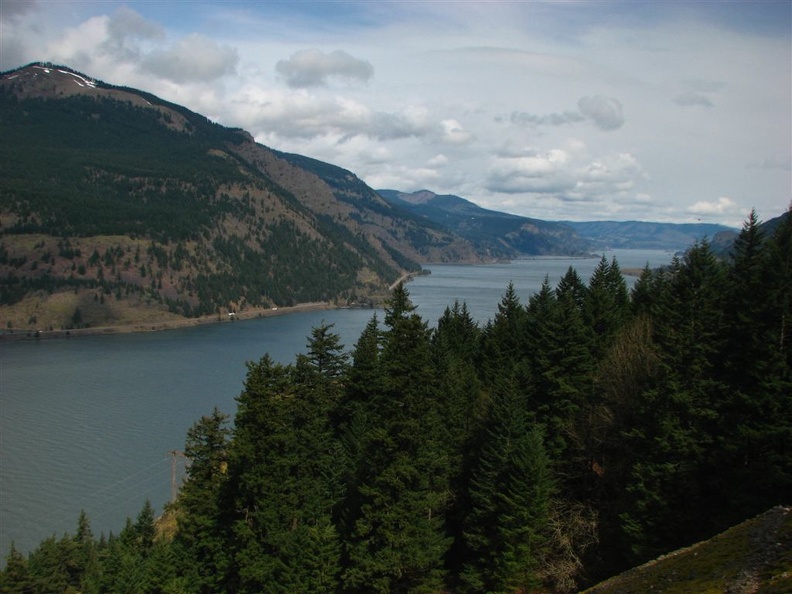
[509,95,624,131]
[141,34,238,83]
[487,148,577,195]
[687,196,740,216]
[674,91,714,108]
[577,95,624,131]
[276,49,373,88]
[439,119,472,144]
[486,145,643,203]
[232,87,468,147]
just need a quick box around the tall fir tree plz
[583,256,630,353]
[461,373,554,594]
[228,349,343,593]
[174,407,232,593]
[343,284,451,594]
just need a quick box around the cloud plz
[102,6,164,61]
[510,110,585,127]
[577,95,624,131]
[276,49,374,88]
[674,91,714,108]
[141,34,238,83]
[686,196,740,216]
[0,0,36,21]
[509,95,623,131]
[233,88,468,147]
[439,119,471,144]
[362,163,445,192]
[486,145,643,203]
[487,148,577,195]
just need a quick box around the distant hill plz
[563,220,736,250]
[377,189,593,257]
[0,63,484,331]
[582,506,791,594]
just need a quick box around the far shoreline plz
[0,301,353,342]
[1,271,418,343]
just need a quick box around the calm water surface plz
[0,250,672,555]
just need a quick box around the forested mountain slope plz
[378,188,593,258]
[0,63,483,331]
[563,219,736,250]
[3,209,789,593]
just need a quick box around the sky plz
[1,0,790,227]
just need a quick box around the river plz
[0,250,673,556]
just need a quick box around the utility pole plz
[169,449,187,503]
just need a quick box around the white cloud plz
[486,144,643,205]
[104,5,164,59]
[438,119,471,144]
[141,34,238,83]
[276,49,373,88]
[687,196,741,216]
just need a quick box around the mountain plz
[377,189,593,257]
[583,506,791,594]
[563,220,736,250]
[0,63,483,331]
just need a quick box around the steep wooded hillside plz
[0,63,483,331]
[378,188,593,258]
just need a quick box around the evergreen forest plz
[2,210,790,593]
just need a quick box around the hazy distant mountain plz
[562,220,737,250]
[377,189,593,257]
[0,62,484,331]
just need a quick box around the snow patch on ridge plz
[57,68,97,88]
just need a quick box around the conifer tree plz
[616,241,726,561]
[478,282,527,386]
[228,351,343,593]
[583,256,630,351]
[0,543,31,594]
[630,264,664,316]
[555,266,587,311]
[175,407,231,593]
[461,374,554,594]
[712,209,792,525]
[343,283,451,593]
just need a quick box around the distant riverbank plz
[0,301,340,341]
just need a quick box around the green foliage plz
[461,375,554,594]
